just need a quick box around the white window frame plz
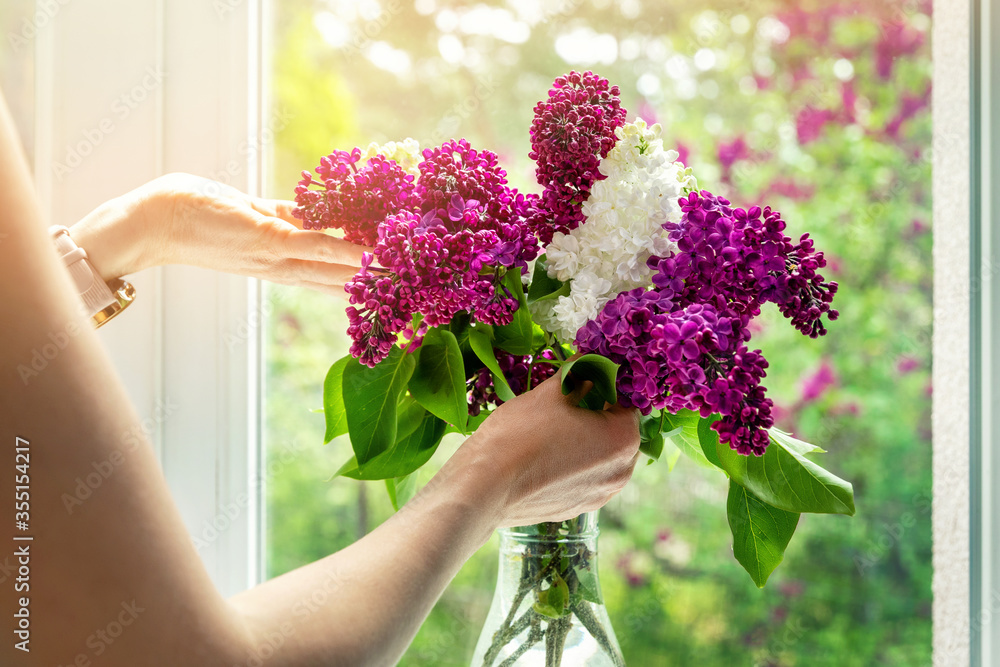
[26,0,986,661]
[32,0,265,598]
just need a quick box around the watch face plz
[93,280,136,328]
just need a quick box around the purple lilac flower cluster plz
[527,71,627,243]
[468,350,558,416]
[302,140,539,367]
[577,191,838,456]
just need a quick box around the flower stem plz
[573,600,626,667]
[498,618,544,667]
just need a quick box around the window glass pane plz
[263,1,932,663]
[0,0,36,167]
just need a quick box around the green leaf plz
[696,413,723,468]
[534,573,571,618]
[342,346,415,466]
[395,394,426,443]
[469,328,515,402]
[665,443,683,471]
[713,423,856,516]
[322,356,351,444]
[560,354,619,406]
[727,480,800,588]
[527,255,570,304]
[386,472,420,511]
[409,328,468,431]
[575,567,602,604]
[493,270,533,355]
[770,427,827,455]
[658,410,715,469]
[337,412,447,480]
[639,411,665,460]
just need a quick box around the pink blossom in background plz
[876,22,925,79]
[896,355,921,375]
[779,580,806,598]
[885,84,932,138]
[717,136,749,179]
[831,401,861,417]
[910,219,930,236]
[825,255,844,275]
[791,63,814,86]
[769,402,794,432]
[841,82,858,123]
[764,177,816,202]
[635,99,659,126]
[615,554,646,588]
[800,360,837,403]
[675,140,690,167]
[796,106,836,144]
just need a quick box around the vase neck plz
[501,510,599,541]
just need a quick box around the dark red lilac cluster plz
[299,139,539,367]
[467,350,558,416]
[345,199,524,367]
[577,190,838,456]
[527,71,627,243]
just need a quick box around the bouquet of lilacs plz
[299,72,854,666]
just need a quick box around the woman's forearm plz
[229,441,506,666]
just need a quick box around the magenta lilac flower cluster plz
[345,199,526,367]
[293,148,416,246]
[302,139,539,367]
[527,71,627,243]
[468,350,558,416]
[577,191,838,456]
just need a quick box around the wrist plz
[69,184,169,282]
[414,434,509,546]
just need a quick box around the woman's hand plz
[442,374,641,529]
[70,172,368,295]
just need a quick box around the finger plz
[270,257,361,287]
[278,228,373,267]
[564,378,594,405]
[251,198,301,227]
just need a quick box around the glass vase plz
[471,512,625,667]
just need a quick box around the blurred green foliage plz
[262,0,932,664]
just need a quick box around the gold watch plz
[49,225,135,328]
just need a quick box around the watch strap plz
[49,226,135,327]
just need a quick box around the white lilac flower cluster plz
[362,138,422,176]
[530,119,698,342]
